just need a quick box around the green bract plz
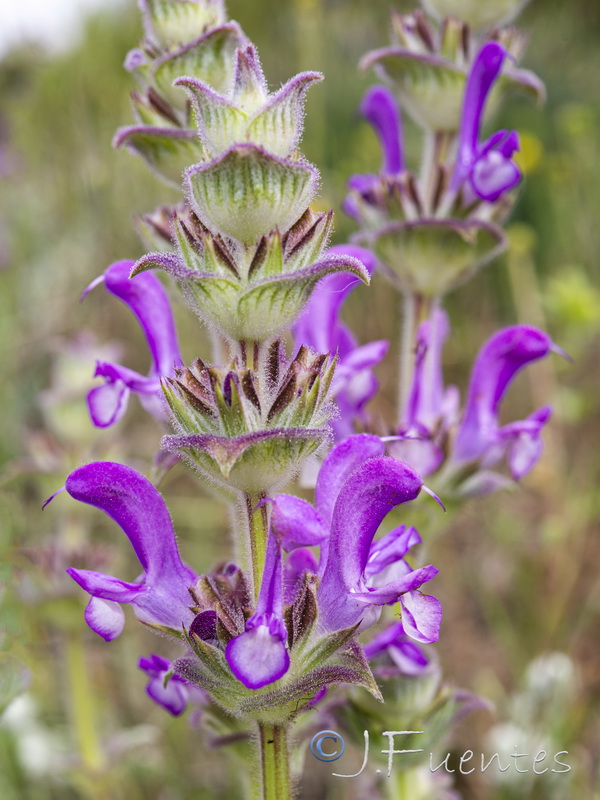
[160,346,336,493]
[133,206,368,342]
[362,11,544,133]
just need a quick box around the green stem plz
[386,766,423,800]
[256,723,291,800]
[398,292,416,427]
[397,293,437,428]
[244,491,269,601]
[66,634,103,773]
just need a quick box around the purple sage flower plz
[451,42,522,203]
[392,309,558,487]
[451,325,555,479]
[271,435,442,641]
[363,621,431,677]
[293,245,388,439]
[342,86,405,219]
[139,653,206,716]
[85,260,182,428]
[225,529,290,690]
[62,461,196,641]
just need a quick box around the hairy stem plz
[255,723,291,800]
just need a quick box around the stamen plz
[422,484,446,513]
[80,274,105,302]
[42,486,66,510]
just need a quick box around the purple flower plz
[62,462,196,641]
[85,260,182,428]
[392,309,558,485]
[394,308,460,476]
[342,86,405,219]
[451,43,522,203]
[54,440,440,697]
[271,435,442,641]
[225,530,290,689]
[139,653,206,716]
[363,621,431,677]
[293,245,388,439]
[360,85,405,175]
[452,325,555,479]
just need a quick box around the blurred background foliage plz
[0,0,599,798]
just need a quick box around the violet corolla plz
[271,435,442,642]
[60,461,196,641]
[225,530,289,690]
[391,309,561,492]
[363,621,431,677]
[85,260,182,428]
[450,42,522,204]
[139,653,205,716]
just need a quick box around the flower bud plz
[421,0,530,31]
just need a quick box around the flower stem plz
[386,766,423,800]
[256,723,291,800]
[66,633,103,773]
[397,293,436,429]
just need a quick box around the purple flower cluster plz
[345,42,522,220]
[55,434,441,711]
